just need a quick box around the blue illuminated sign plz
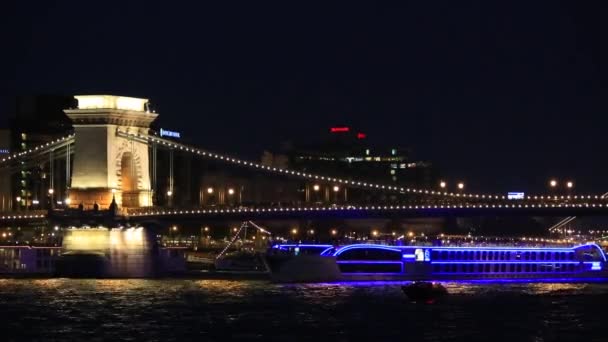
[0,149,9,154]
[508,192,524,200]
[160,129,181,138]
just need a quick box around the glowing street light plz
[291,228,298,235]
[65,198,71,205]
[228,188,235,195]
[204,226,209,232]
[331,229,337,236]
[207,187,214,194]
[172,226,178,231]
[566,181,574,189]
[48,189,54,195]
[16,196,21,202]
[439,181,446,189]
[333,185,340,192]
[308,229,314,235]
[372,230,378,237]
[457,182,464,190]
[313,184,320,191]
[407,231,414,237]
[549,179,557,188]
[166,190,173,197]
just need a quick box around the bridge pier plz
[64,95,157,209]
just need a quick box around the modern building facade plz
[263,126,439,203]
[0,129,11,211]
[7,95,75,210]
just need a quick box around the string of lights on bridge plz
[128,201,608,218]
[0,134,75,164]
[123,131,608,202]
[1,132,606,203]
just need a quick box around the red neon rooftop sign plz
[330,127,350,133]
[357,133,366,139]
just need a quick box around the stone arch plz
[120,152,137,192]
[114,139,145,207]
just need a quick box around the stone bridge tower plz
[64,95,157,209]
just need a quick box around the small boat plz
[401,282,447,303]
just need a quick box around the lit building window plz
[21,133,27,140]
[365,149,370,156]
[391,149,396,155]
[390,170,396,175]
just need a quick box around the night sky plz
[2,1,608,194]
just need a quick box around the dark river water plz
[0,279,607,341]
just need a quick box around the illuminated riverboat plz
[267,243,608,282]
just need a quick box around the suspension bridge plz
[1,94,606,226]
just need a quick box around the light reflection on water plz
[0,279,606,341]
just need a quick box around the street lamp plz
[228,188,235,195]
[207,187,214,194]
[48,189,54,195]
[549,179,557,188]
[439,181,446,189]
[166,190,173,197]
[372,230,378,237]
[331,229,337,236]
[566,181,574,189]
[457,182,464,190]
[313,184,320,191]
[291,228,298,235]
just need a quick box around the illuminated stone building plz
[65,95,157,208]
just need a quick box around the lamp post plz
[48,188,54,210]
[167,190,173,207]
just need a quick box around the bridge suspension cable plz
[117,130,517,201]
[117,130,608,202]
[0,134,75,167]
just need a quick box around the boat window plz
[337,248,402,261]
[532,264,537,272]
[531,252,536,260]
[441,251,448,260]
[524,252,529,261]
[482,251,487,260]
[493,264,499,272]
[506,252,511,260]
[484,264,490,272]
[456,251,462,260]
[539,252,545,260]
[569,264,574,272]
[569,252,575,260]
[488,252,493,261]
[432,251,439,260]
[449,251,454,260]
[433,265,440,273]
[500,264,506,272]
[476,251,481,260]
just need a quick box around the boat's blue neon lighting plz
[337,261,403,264]
[272,244,332,248]
[320,247,334,256]
[402,254,416,258]
[341,272,404,275]
[431,246,574,252]
[333,244,402,256]
[430,261,584,265]
[591,261,602,270]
